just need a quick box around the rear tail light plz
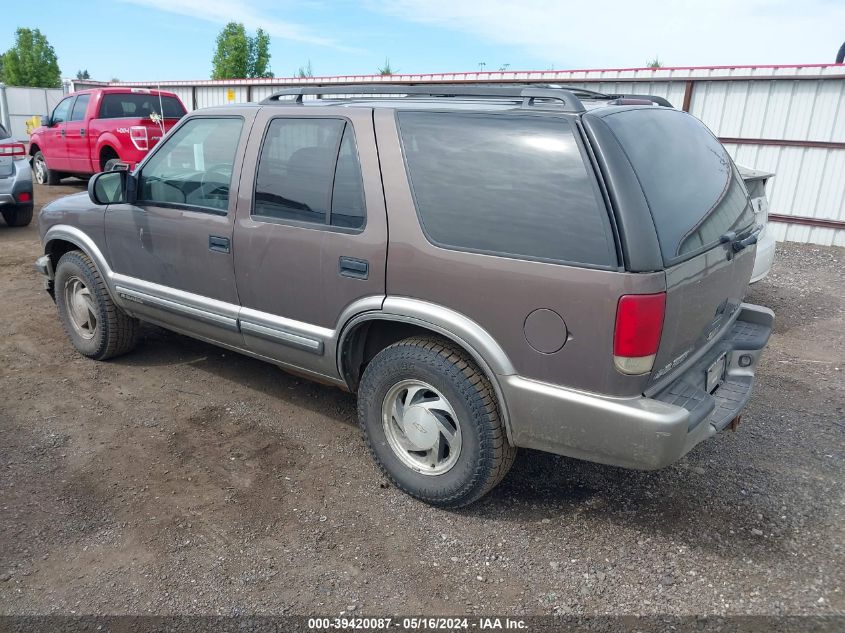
[613,292,666,375]
[129,126,149,151]
[0,143,26,158]
[17,191,31,203]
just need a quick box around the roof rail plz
[606,94,673,107]
[260,84,587,113]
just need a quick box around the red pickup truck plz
[29,88,187,185]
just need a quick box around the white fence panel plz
[0,86,64,140]
[65,64,845,246]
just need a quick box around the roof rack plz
[532,84,672,107]
[261,84,588,113]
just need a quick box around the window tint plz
[139,117,243,212]
[397,112,614,267]
[602,108,755,264]
[70,94,90,122]
[52,98,73,124]
[99,93,186,119]
[254,118,366,230]
[0,124,9,139]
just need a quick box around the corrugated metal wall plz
[0,85,65,140]
[70,64,845,246]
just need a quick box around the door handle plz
[60,128,66,137]
[80,129,86,137]
[209,235,230,253]
[339,256,368,279]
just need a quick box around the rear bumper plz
[503,303,774,470]
[0,159,34,205]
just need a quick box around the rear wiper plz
[720,224,763,252]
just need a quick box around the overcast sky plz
[2,0,843,81]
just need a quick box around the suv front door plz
[104,114,254,348]
[233,108,387,380]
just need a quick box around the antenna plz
[154,82,165,135]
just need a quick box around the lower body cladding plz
[502,303,774,470]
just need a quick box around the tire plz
[32,151,62,186]
[2,204,33,227]
[54,250,138,360]
[358,336,516,507]
[103,158,120,172]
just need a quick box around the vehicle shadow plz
[112,325,809,558]
[114,323,359,426]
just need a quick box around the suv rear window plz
[397,112,616,268]
[602,108,754,264]
[99,93,186,119]
[0,124,9,139]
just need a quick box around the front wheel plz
[357,336,516,507]
[54,250,138,360]
[32,151,62,185]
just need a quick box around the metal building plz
[67,63,845,247]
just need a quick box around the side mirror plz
[40,115,51,127]
[88,170,136,205]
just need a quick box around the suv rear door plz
[586,107,757,387]
[232,107,386,380]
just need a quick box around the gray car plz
[0,123,34,227]
[34,85,773,507]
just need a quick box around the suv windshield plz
[99,93,186,119]
[603,108,754,265]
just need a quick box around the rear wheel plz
[2,205,33,227]
[103,158,120,172]
[357,336,516,507]
[55,250,138,360]
[32,151,62,185]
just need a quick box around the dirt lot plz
[1,182,843,616]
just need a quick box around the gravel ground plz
[0,182,843,617]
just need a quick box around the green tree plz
[76,69,90,80]
[211,22,273,79]
[378,58,395,76]
[647,57,663,68]
[297,60,314,79]
[250,28,273,78]
[2,28,61,88]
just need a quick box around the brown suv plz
[35,85,774,507]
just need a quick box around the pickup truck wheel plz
[103,158,120,172]
[33,151,62,186]
[358,336,516,507]
[55,250,138,360]
[2,205,33,227]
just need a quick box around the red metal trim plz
[719,137,845,150]
[103,63,845,88]
[769,214,845,230]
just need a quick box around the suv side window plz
[253,118,365,230]
[138,117,243,213]
[70,94,90,122]
[397,112,616,267]
[51,97,73,125]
